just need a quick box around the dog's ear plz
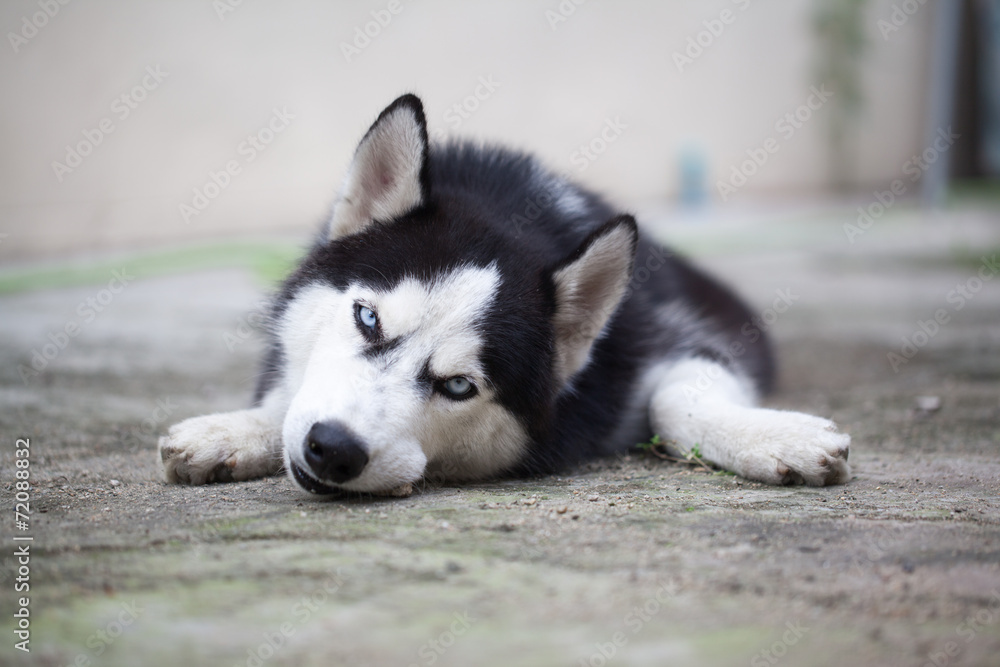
[327,94,430,241]
[550,215,638,387]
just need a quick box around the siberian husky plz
[159,94,850,495]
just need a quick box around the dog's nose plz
[303,422,369,484]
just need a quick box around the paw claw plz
[157,411,281,486]
[210,461,235,483]
[733,410,852,487]
[778,466,805,486]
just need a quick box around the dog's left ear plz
[328,94,430,241]
[550,215,638,387]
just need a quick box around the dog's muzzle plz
[293,421,369,493]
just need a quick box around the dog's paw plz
[158,411,281,485]
[732,409,851,486]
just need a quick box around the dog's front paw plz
[158,411,281,485]
[733,409,851,486]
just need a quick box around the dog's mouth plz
[289,461,341,495]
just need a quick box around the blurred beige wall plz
[0,0,932,261]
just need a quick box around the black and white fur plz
[159,95,850,495]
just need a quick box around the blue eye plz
[354,303,379,340]
[442,376,474,398]
[358,305,377,330]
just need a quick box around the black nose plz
[304,422,369,484]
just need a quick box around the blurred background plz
[1,0,997,267]
[4,5,1000,663]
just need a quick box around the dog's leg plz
[649,357,850,486]
[158,391,286,485]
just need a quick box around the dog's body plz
[159,95,850,495]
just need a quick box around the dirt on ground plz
[1,205,999,667]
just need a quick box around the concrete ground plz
[1,200,999,667]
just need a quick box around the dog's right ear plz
[549,215,638,387]
[327,94,430,241]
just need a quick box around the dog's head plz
[278,95,637,494]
